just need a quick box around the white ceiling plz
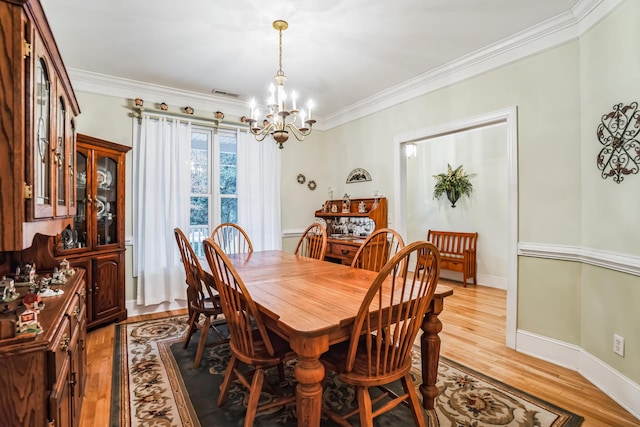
[40,0,583,119]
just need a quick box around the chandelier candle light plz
[248,20,315,149]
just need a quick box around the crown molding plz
[323,0,624,129]
[68,68,251,119]
[518,242,640,277]
[68,0,623,131]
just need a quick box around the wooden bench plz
[427,230,478,287]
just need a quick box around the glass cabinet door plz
[56,96,67,216]
[69,120,77,215]
[73,148,89,249]
[33,55,53,218]
[95,154,119,247]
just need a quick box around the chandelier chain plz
[278,26,284,78]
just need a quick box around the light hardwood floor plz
[79,282,639,426]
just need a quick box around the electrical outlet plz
[613,334,625,357]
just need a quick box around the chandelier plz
[248,20,315,149]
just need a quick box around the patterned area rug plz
[110,315,583,427]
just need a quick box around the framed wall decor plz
[346,168,372,183]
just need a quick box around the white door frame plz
[393,106,518,348]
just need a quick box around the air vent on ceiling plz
[211,89,240,98]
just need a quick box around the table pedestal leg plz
[291,337,327,427]
[420,299,444,409]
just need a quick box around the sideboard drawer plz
[326,242,360,265]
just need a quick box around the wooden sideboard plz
[315,197,388,265]
[0,270,87,427]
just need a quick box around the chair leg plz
[193,315,211,368]
[183,311,199,349]
[244,368,265,427]
[218,356,239,407]
[277,361,285,382]
[402,374,426,427]
[357,387,374,427]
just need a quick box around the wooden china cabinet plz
[0,2,90,426]
[0,0,80,252]
[55,134,131,329]
[315,197,388,265]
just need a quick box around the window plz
[189,126,237,255]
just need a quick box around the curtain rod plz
[134,107,250,131]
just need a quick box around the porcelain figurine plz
[342,194,351,213]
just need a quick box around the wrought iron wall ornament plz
[596,101,640,183]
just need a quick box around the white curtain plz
[237,130,282,251]
[133,115,191,306]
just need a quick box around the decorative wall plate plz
[307,180,317,190]
[61,228,75,250]
[96,195,110,219]
[297,173,306,184]
[346,168,372,183]
[314,217,327,228]
[97,169,113,187]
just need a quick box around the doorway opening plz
[393,107,518,347]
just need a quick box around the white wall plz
[406,123,508,287]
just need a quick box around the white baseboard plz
[126,299,187,317]
[438,270,507,289]
[517,329,640,420]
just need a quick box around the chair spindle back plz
[211,223,254,254]
[294,223,328,260]
[351,227,405,273]
[202,238,274,358]
[346,241,440,376]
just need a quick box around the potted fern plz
[433,164,475,207]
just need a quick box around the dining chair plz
[174,228,228,368]
[211,222,254,254]
[294,222,328,260]
[351,227,405,273]
[320,241,440,427]
[202,238,296,426]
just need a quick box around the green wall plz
[576,0,640,383]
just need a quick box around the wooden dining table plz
[202,250,453,427]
